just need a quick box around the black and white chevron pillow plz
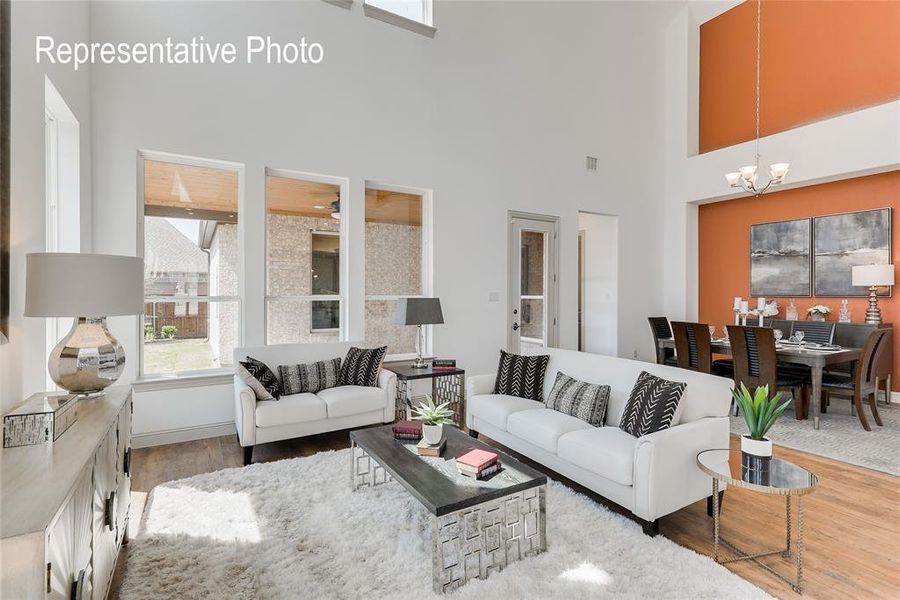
[237,356,281,401]
[340,346,387,387]
[493,350,550,402]
[279,358,341,395]
[619,371,686,438]
[546,371,610,426]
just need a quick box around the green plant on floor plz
[732,383,791,441]
[411,395,455,426]
[144,324,154,340]
[160,325,178,339]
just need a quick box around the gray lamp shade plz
[394,297,444,326]
[24,253,144,317]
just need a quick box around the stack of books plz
[456,448,502,479]
[391,420,422,441]
[416,437,446,457]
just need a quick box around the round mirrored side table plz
[697,449,818,594]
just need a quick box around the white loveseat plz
[466,347,732,535]
[234,342,397,464]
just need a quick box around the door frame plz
[507,210,559,352]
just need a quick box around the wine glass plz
[773,329,783,343]
[795,330,805,344]
[708,325,716,339]
[722,327,729,341]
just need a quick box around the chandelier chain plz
[755,0,761,169]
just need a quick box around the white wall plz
[0,1,92,415]
[86,0,677,442]
[579,212,618,356]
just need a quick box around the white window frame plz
[363,0,436,38]
[44,77,80,389]
[136,150,245,378]
[264,168,350,345]
[364,180,433,361]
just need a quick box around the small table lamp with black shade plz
[394,297,443,369]
[24,253,144,395]
[852,264,895,325]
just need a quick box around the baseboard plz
[132,421,235,448]
[892,391,899,405]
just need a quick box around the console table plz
[1,387,132,599]
[385,362,466,427]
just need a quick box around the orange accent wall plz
[699,172,899,390]
[699,0,900,153]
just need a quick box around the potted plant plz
[411,396,456,445]
[732,383,791,465]
[807,304,831,322]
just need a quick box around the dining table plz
[657,337,862,430]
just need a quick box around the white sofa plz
[466,347,732,535]
[234,342,397,464]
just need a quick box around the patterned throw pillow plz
[339,346,387,387]
[619,371,687,438]
[546,372,610,426]
[279,358,341,395]
[237,357,281,401]
[493,350,550,402]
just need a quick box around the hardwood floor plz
[111,431,900,600]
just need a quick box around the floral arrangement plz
[807,304,832,316]
[750,300,779,318]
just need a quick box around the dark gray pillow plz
[619,371,686,437]
[237,357,281,401]
[493,350,550,401]
[546,371,610,426]
[279,358,341,395]
[340,346,387,387]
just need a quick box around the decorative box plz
[3,393,78,448]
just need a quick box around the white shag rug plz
[120,449,771,599]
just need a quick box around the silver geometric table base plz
[351,442,547,593]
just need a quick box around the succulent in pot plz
[732,383,791,458]
[411,395,455,445]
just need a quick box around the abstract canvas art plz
[750,218,811,297]
[814,208,892,297]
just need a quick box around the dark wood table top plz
[350,425,546,516]
[384,363,465,380]
[658,338,861,368]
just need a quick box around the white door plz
[508,214,558,353]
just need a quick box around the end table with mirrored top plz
[697,449,818,594]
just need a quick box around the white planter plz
[740,435,773,457]
[422,424,443,445]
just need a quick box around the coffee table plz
[349,425,547,593]
[697,449,818,593]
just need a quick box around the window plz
[363,0,435,37]
[140,155,241,376]
[364,186,427,356]
[265,171,344,345]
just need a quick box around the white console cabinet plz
[1,387,132,599]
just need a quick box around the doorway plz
[508,212,558,353]
[577,212,618,356]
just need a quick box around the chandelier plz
[724,0,789,195]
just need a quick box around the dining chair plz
[727,325,808,419]
[648,317,677,367]
[821,328,890,431]
[792,321,836,345]
[671,321,733,377]
[873,329,893,406]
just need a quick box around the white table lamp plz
[852,264,894,325]
[24,253,144,394]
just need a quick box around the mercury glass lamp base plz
[864,287,883,325]
[49,317,126,394]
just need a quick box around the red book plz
[392,420,422,436]
[456,448,499,470]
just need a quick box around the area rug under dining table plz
[118,449,770,599]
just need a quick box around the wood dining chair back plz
[671,321,712,373]
[822,328,890,431]
[648,317,676,366]
[792,321,835,345]
[873,329,893,405]
[727,325,807,417]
